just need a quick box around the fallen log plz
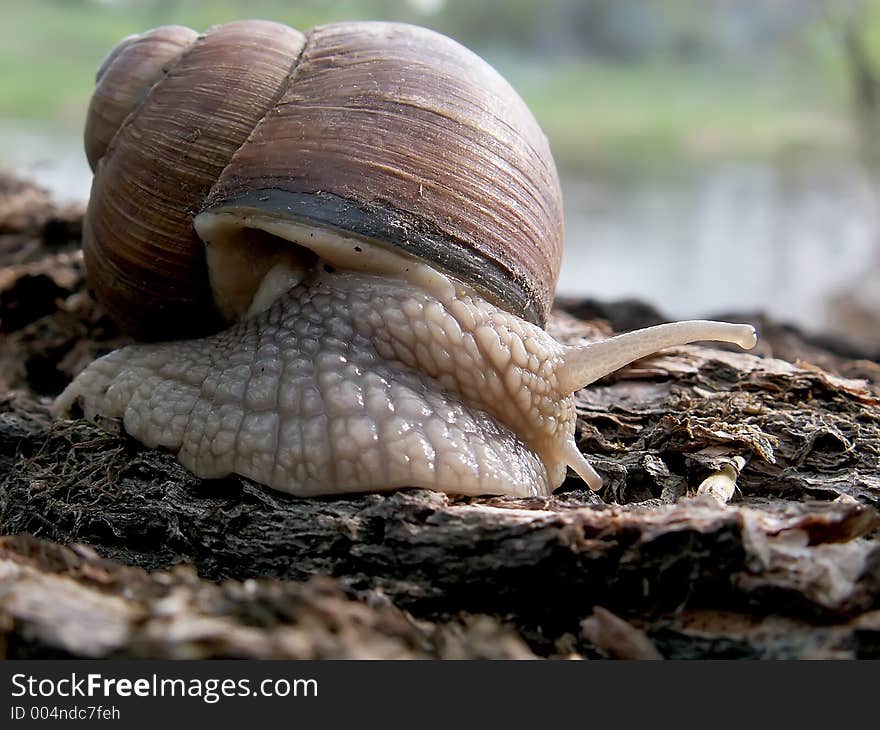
[1,176,879,658]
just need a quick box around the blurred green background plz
[0,0,864,172]
[2,0,880,348]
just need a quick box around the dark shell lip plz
[199,188,546,328]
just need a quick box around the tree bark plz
[1,176,879,659]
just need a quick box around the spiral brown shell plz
[84,20,564,340]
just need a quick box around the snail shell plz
[83,19,561,340]
[58,20,757,498]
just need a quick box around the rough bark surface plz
[1,176,880,659]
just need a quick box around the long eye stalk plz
[558,320,757,395]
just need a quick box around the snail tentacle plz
[557,321,757,395]
[561,439,603,491]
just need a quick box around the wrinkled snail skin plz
[56,19,758,498]
[55,250,756,497]
[56,263,563,498]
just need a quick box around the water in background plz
[559,162,878,335]
[0,121,92,202]
[1,122,876,338]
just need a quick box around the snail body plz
[57,20,756,498]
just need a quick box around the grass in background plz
[0,0,865,174]
[0,0,379,121]
[505,59,851,175]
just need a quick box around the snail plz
[55,19,757,498]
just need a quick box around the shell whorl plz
[84,20,306,339]
[83,20,564,340]
[84,25,199,171]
